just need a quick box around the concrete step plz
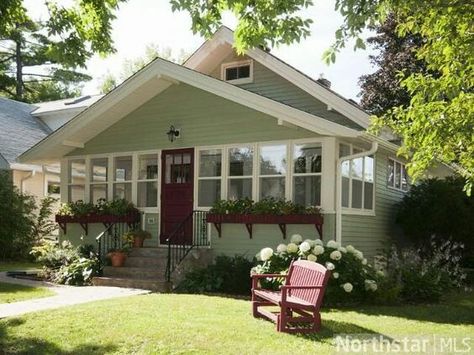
[92,277,170,292]
[103,266,165,280]
[129,247,169,258]
[124,256,168,268]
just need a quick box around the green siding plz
[71,83,317,156]
[212,52,362,130]
[342,149,405,259]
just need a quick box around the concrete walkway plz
[0,272,150,318]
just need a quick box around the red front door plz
[160,148,194,244]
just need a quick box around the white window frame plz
[89,155,109,203]
[339,143,376,216]
[221,60,254,85]
[226,144,255,201]
[387,157,410,192]
[196,148,224,209]
[257,141,289,201]
[67,158,86,203]
[112,155,134,203]
[292,142,323,207]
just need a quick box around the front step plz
[129,247,168,258]
[125,256,168,268]
[92,276,171,292]
[103,266,165,280]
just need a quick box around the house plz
[0,95,102,201]
[18,27,449,287]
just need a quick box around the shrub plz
[384,238,466,303]
[31,241,99,286]
[57,198,137,217]
[209,197,320,215]
[177,255,254,295]
[396,177,474,258]
[253,235,383,305]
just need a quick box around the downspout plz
[335,142,378,243]
[20,170,36,194]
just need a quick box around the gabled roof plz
[0,97,50,167]
[19,56,361,164]
[184,27,370,129]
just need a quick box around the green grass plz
[0,282,54,304]
[0,292,472,354]
[0,262,40,272]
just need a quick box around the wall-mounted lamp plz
[166,125,180,142]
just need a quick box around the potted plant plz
[107,246,130,267]
[123,229,152,248]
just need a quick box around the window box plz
[206,213,323,239]
[55,211,141,235]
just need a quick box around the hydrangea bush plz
[252,234,384,305]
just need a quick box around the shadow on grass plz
[0,318,118,355]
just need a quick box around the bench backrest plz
[285,260,330,309]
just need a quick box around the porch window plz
[68,159,86,202]
[89,157,108,203]
[293,143,322,206]
[113,156,133,202]
[339,143,375,212]
[259,144,287,200]
[388,158,409,192]
[137,154,158,207]
[198,149,222,207]
[227,146,253,200]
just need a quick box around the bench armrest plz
[251,274,287,290]
[281,285,324,290]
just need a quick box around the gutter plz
[20,170,36,194]
[335,142,379,243]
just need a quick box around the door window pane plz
[68,185,84,202]
[293,176,321,206]
[114,156,132,182]
[138,154,158,180]
[294,144,321,173]
[199,150,221,177]
[198,180,221,207]
[166,153,191,184]
[229,147,253,176]
[90,158,108,183]
[260,145,286,175]
[113,183,132,202]
[69,160,85,184]
[260,177,285,200]
[90,184,107,203]
[228,179,252,200]
[138,181,157,207]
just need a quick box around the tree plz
[171,0,474,193]
[99,44,189,93]
[0,0,125,102]
[358,14,427,115]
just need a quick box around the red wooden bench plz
[251,260,330,333]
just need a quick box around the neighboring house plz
[0,95,102,200]
[18,27,449,280]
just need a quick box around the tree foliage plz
[358,14,427,115]
[0,0,124,102]
[171,0,474,193]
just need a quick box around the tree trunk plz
[15,38,23,101]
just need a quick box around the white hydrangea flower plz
[255,252,261,261]
[333,272,339,279]
[326,262,335,271]
[286,243,299,253]
[276,244,287,253]
[342,283,353,293]
[304,239,316,248]
[354,250,364,260]
[330,250,342,261]
[339,247,347,253]
[313,245,325,255]
[364,280,378,292]
[307,254,317,262]
[326,240,340,249]
[299,241,311,253]
[314,239,323,246]
[260,247,273,261]
[376,270,385,278]
[361,258,368,265]
[290,234,303,244]
[346,245,356,253]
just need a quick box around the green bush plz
[252,235,383,305]
[177,255,254,295]
[396,177,474,258]
[209,197,320,215]
[57,198,137,217]
[31,241,100,285]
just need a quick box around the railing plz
[165,210,209,282]
[96,221,139,270]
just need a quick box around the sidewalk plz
[0,272,150,318]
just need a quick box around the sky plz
[25,0,378,101]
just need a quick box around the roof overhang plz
[19,57,360,164]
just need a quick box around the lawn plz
[0,262,40,272]
[0,292,472,354]
[0,282,54,304]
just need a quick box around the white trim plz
[221,59,254,85]
[387,157,410,192]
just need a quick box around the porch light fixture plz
[166,125,180,142]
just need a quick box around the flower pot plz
[132,236,146,248]
[109,252,127,267]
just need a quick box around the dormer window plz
[221,60,253,84]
